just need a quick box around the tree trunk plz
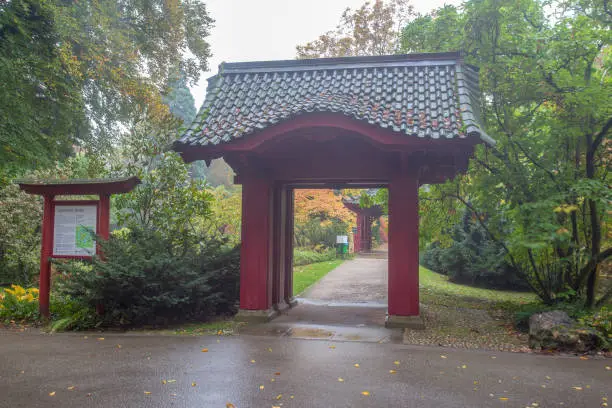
[585,132,601,308]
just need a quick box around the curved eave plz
[17,176,141,196]
[174,112,482,164]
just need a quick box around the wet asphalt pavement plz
[0,331,609,408]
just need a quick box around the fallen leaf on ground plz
[361,391,370,396]
[270,378,275,382]
[499,397,508,401]
[144,391,151,395]
[461,365,467,369]
[490,356,496,359]
[116,344,121,349]
[354,363,360,368]
[579,356,589,360]
[276,394,282,400]
[290,395,294,399]
[191,382,196,387]
[259,385,264,390]
[274,372,281,376]
[572,386,583,391]
[267,348,272,352]
[250,360,256,363]
[97,337,104,341]
[338,378,344,382]
[605,366,610,371]
[167,380,176,383]
[545,376,551,380]
[440,355,447,359]
[473,381,479,385]
[226,404,236,408]
[67,386,75,390]
[394,361,400,365]
[329,345,336,349]
[201,348,208,352]
[389,370,397,374]
[49,392,56,396]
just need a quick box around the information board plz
[53,205,97,256]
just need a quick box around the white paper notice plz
[53,205,97,256]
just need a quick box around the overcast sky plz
[190,0,461,107]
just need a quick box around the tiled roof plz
[177,52,494,149]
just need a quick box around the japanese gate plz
[174,52,494,328]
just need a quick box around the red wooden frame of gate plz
[176,113,479,328]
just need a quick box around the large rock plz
[529,310,605,352]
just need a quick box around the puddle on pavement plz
[287,327,334,338]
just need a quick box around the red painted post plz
[283,188,295,305]
[239,177,273,311]
[354,214,362,253]
[98,194,111,242]
[387,176,420,317]
[39,194,55,318]
[271,184,284,309]
[96,194,111,316]
[365,216,372,250]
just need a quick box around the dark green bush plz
[54,227,240,327]
[420,210,527,290]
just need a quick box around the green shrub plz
[53,227,240,327]
[293,247,337,266]
[49,295,98,331]
[294,218,349,249]
[579,307,611,344]
[420,210,527,290]
[0,185,42,285]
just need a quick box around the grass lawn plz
[419,266,537,309]
[293,259,344,296]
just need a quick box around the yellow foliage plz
[294,189,355,226]
[1,285,39,303]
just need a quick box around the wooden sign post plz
[17,177,140,317]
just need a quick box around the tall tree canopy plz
[295,0,610,307]
[296,0,413,58]
[0,0,213,180]
[164,71,198,126]
[401,0,611,306]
